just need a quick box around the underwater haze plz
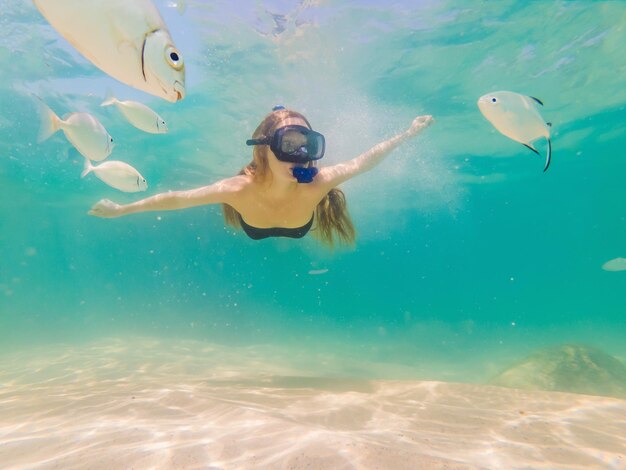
[1,0,626,386]
[2,2,626,467]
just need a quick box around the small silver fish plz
[308,269,329,275]
[81,158,148,193]
[478,91,552,172]
[37,99,113,162]
[101,95,168,134]
[602,258,626,272]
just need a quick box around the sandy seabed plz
[0,338,624,470]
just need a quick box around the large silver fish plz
[33,0,185,102]
[478,91,552,172]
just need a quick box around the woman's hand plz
[88,199,122,218]
[407,115,434,137]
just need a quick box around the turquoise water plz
[1,0,625,384]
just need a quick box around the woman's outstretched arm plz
[88,176,245,218]
[317,115,434,188]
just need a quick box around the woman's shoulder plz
[211,174,254,203]
[220,174,252,189]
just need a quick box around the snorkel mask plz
[246,106,325,183]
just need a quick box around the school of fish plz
[34,0,555,199]
[33,0,185,193]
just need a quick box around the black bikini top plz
[238,213,314,240]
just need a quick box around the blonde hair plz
[223,108,355,247]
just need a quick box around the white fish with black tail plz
[82,158,148,193]
[101,95,168,134]
[477,91,552,172]
[33,0,185,103]
[37,99,114,162]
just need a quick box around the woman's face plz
[266,117,311,183]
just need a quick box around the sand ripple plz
[0,338,624,469]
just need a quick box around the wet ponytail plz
[313,188,355,247]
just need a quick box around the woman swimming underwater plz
[89,106,434,246]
